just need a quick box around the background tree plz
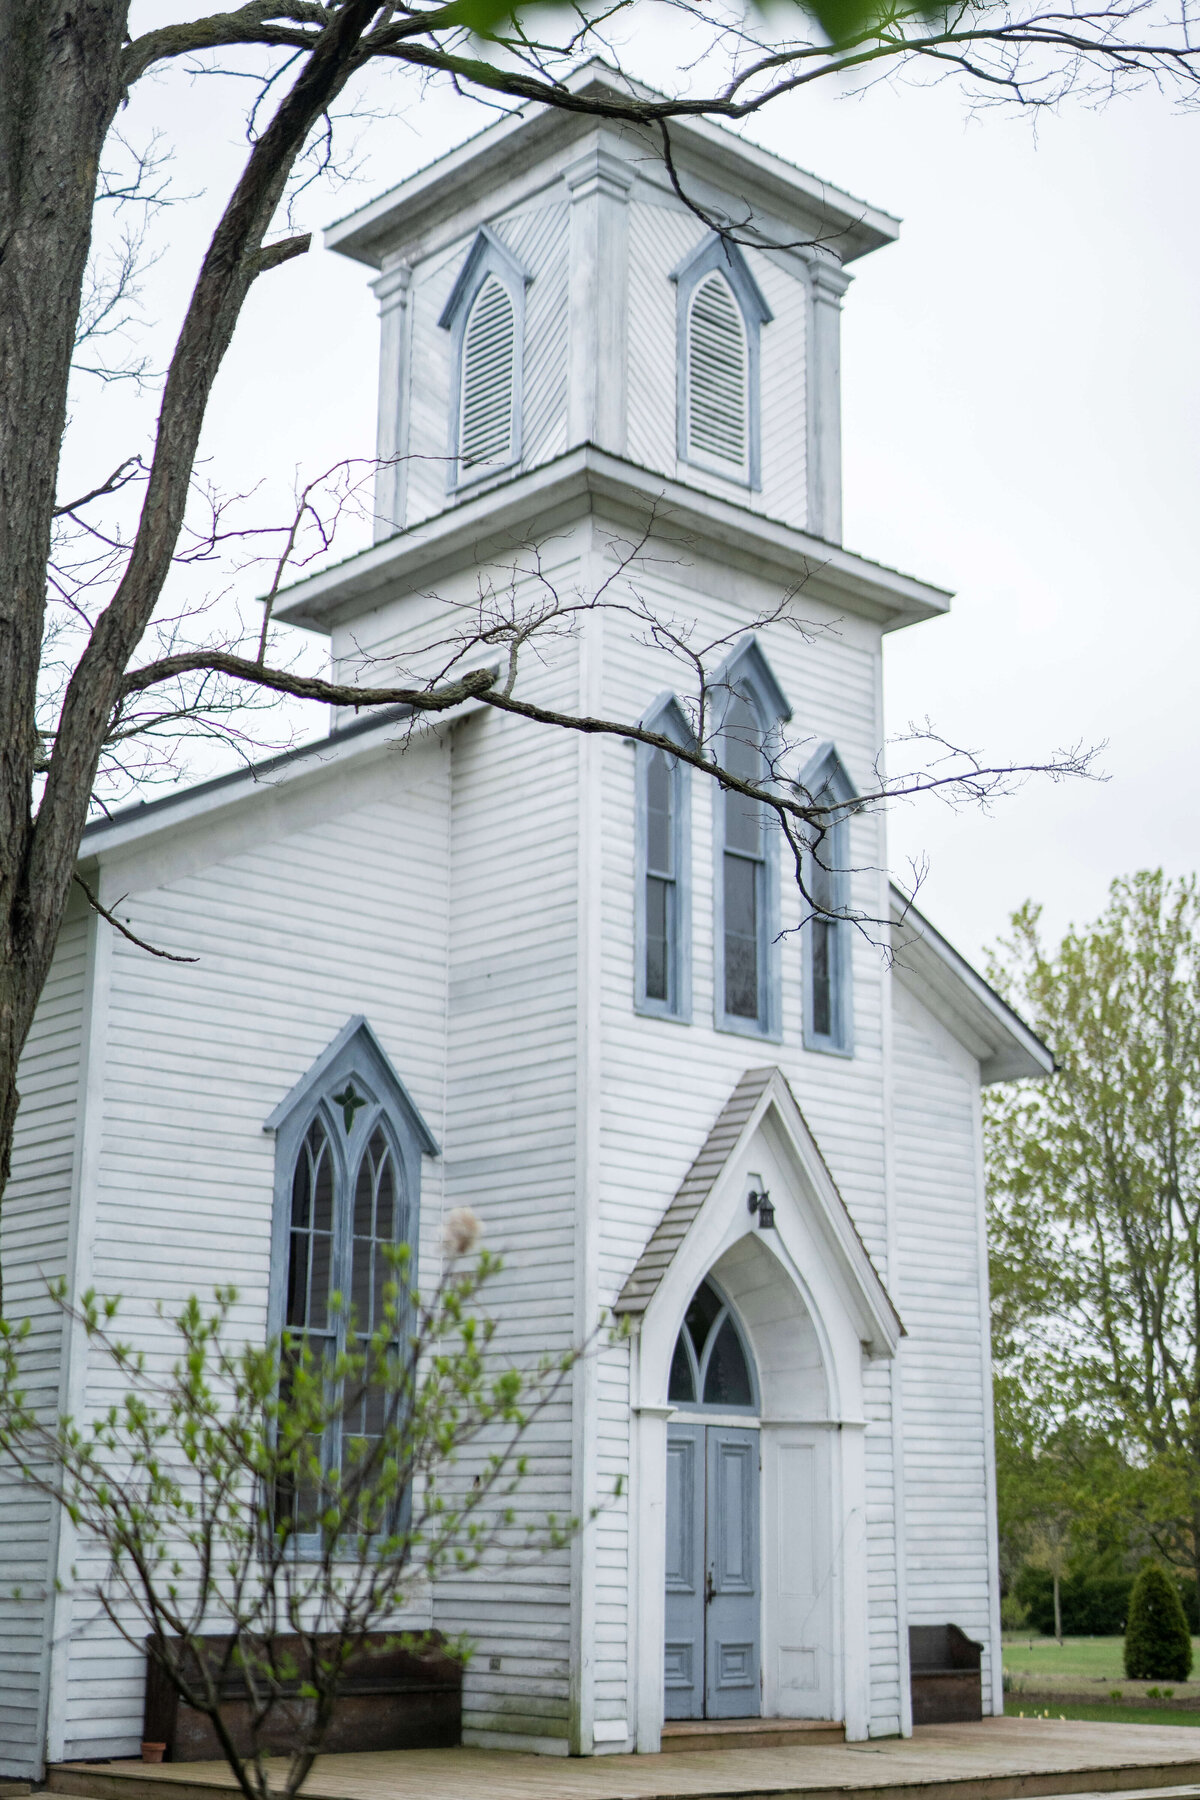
[987,871,1200,1618]
[1125,1564,1193,1681]
[2,0,1193,1307]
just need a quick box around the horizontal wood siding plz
[432,626,582,1748]
[0,914,88,1777]
[891,981,996,1709]
[57,742,450,1760]
[589,540,900,1731]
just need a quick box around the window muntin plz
[667,1278,756,1411]
[686,272,749,478]
[458,274,517,474]
[720,689,769,1028]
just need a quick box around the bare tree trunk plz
[0,1,377,1315]
[1053,1572,1063,1646]
[0,2,131,1312]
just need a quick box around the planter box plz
[909,1624,983,1725]
[143,1632,462,1761]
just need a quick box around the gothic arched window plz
[686,272,749,478]
[438,227,531,492]
[266,1018,438,1549]
[671,235,772,490]
[459,274,517,472]
[635,692,695,1021]
[711,638,791,1038]
[798,743,858,1056]
[667,1278,756,1411]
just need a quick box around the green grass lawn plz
[1007,1702,1200,1728]
[1003,1634,1200,1687]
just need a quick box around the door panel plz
[705,1427,761,1718]
[664,1424,705,1719]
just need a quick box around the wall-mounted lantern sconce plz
[747,1188,775,1230]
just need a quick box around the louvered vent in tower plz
[459,274,517,471]
[686,272,749,477]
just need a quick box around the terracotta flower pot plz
[141,1742,167,1764]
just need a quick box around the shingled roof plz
[614,1067,901,1354]
[615,1067,774,1316]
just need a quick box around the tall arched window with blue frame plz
[635,693,695,1021]
[711,639,791,1038]
[798,743,858,1056]
[264,1017,439,1551]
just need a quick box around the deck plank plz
[47,1720,1200,1800]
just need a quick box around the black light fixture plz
[747,1188,775,1230]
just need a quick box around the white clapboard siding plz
[891,981,995,1708]
[0,913,88,1777]
[56,742,450,1760]
[431,631,584,1749]
[587,542,901,1732]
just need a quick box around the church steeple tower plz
[322,62,898,552]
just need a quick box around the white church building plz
[1,65,1052,1777]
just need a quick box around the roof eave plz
[324,64,898,270]
[889,885,1054,1084]
[274,448,951,635]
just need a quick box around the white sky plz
[78,20,1200,967]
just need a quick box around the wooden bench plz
[143,1632,462,1761]
[909,1623,983,1725]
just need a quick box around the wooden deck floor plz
[46,1720,1200,1800]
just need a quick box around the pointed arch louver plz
[686,272,750,476]
[459,274,517,471]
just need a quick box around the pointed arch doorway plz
[664,1277,761,1721]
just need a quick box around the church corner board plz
[0,65,1052,1778]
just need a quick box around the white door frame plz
[628,1115,889,1751]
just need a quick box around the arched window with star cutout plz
[264,1017,438,1551]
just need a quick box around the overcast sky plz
[85,17,1200,966]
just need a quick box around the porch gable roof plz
[614,1066,903,1353]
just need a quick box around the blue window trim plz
[634,691,695,1023]
[797,742,858,1058]
[264,1016,438,1558]
[438,226,532,496]
[711,637,791,1041]
[670,234,772,492]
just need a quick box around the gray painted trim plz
[634,694,693,1024]
[709,634,793,726]
[797,742,857,1058]
[439,227,533,495]
[264,1013,439,1153]
[264,1018,437,1558]
[671,235,771,492]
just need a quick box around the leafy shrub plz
[1125,1564,1194,1681]
[1014,1568,1132,1635]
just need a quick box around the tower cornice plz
[273,445,950,635]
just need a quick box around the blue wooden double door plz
[664,1422,761,1719]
